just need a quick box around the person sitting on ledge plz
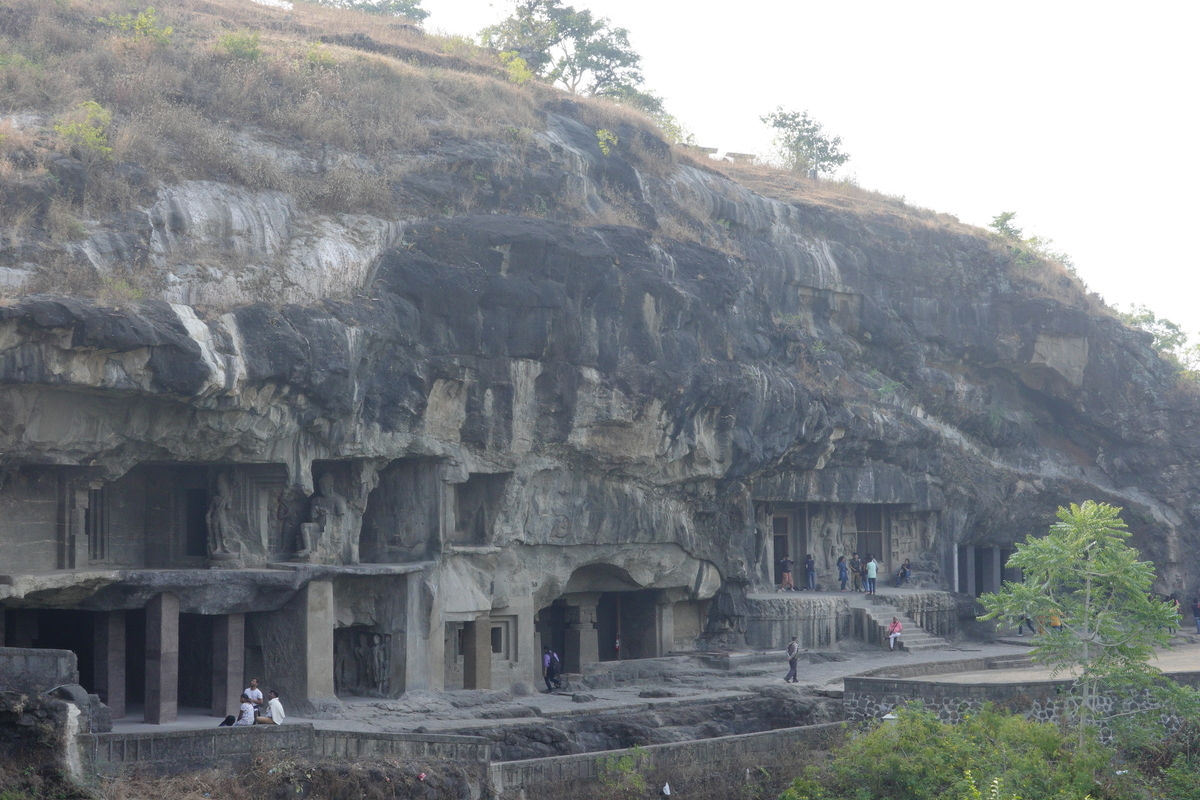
[233,693,256,726]
[895,559,913,587]
[257,690,285,725]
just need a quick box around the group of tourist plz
[218,677,286,727]
[781,552,906,595]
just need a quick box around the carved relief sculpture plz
[207,472,241,563]
[298,473,349,564]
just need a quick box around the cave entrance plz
[595,589,658,661]
[178,614,213,710]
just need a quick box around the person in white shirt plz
[256,690,285,725]
[244,677,264,709]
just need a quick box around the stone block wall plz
[844,671,1200,731]
[80,724,491,777]
[489,722,844,799]
[0,646,78,692]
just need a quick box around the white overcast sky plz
[421,1,1200,334]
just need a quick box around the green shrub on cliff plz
[780,705,1120,800]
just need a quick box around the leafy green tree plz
[480,0,643,96]
[978,501,1190,744]
[602,85,694,145]
[310,0,429,22]
[760,107,849,175]
[989,211,1022,239]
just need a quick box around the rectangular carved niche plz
[453,473,509,546]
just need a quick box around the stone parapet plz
[80,724,491,777]
[0,646,78,693]
[489,722,844,799]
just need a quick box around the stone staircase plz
[846,593,951,653]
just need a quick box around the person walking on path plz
[865,554,878,595]
[784,636,799,682]
[1017,616,1037,636]
[542,646,561,693]
[837,556,849,591]
[778,555,795,591]
[804,554,816,591]
[886,617,903,651]
[849,552,862,592]
[1192,598,1200,634]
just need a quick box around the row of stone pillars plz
[96,594,245,723]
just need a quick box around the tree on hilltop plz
[761,107,849,176]
[480,0,643,96]
[311,0,429,22]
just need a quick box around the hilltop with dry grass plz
[0,0,1106,315]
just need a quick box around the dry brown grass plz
[0,0,540,222]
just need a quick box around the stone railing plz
[489,723,843,799]
[80,724,491,777]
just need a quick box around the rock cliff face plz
[1,98,1197,657]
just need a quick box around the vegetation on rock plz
[979,501,1195,743]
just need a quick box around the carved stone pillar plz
[145,593,179,724]
[563,595,600,673]
[212,614,245,718]
[93,611,126,718]
[462,615,492,690]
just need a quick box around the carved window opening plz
[184,488,209,557]
[86,487,107,562]
[490,615,516,661]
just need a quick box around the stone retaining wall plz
[0,646,78,693]
[844,671,1200,729]
[489,722,844,800]
[80,724,491,777]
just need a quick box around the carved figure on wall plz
[333,629,390,696]
[298,473,349,562]
[207,472,237,556]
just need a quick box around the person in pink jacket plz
[886,617,903,651]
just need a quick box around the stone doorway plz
[595,590,657,661]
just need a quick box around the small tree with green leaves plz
[481,0,643,96]
[54,101,113,168]
[98,6,173,46]
[760,107,849,176]
[979,501,1192,745]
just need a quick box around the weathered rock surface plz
[1,99,1197,643]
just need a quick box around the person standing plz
[1169,596,1181,634]
[837,556,849,591]
[1192,598,1200,635]
[886,617,903,651]
[784,636,799,683]
[804,554,816,591]
[865,554,878,595]
[542,646,561,693]
[849,552,863,592]
[778,555,796,592]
